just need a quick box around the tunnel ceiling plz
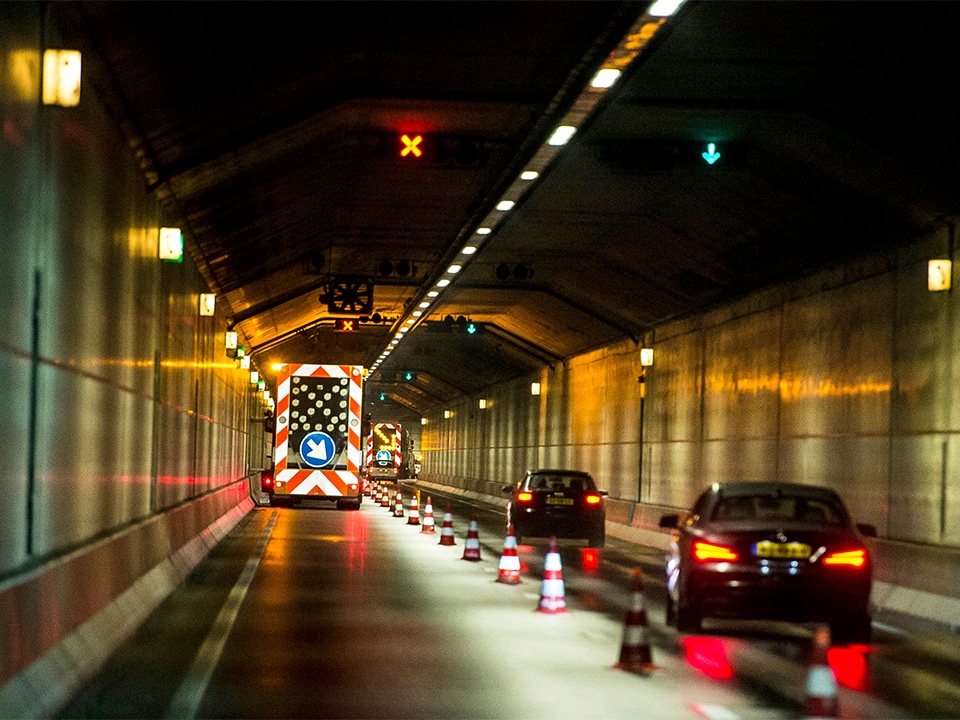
[53,1,960,413]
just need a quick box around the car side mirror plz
[502,485,515,494]
[659,513,680,529]
[857,523,877,538]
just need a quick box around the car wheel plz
[676,599,702,633]
[665,594,678,627]
[831,614,871,645]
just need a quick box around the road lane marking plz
[164,510,278,719]
[691,703,740,720]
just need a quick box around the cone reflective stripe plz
[497,524,522,584]
[438,504,456,546]
[394,490,404,518]
[537,537,568,613]
[614,568,657,672]
[804,625,839,719]
[421,497,436,534]
[407,493,421,525]
[462,514,481,561]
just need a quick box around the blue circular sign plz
[299,431,336,468]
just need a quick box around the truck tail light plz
[693,541,739,563]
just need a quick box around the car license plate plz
[752,541,811,559]
[546,497,574,505]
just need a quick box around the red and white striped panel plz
[273,363,363,496]
[394,424,403,471]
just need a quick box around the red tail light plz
[693,541,739,563]
[517,491,534,503]
[584,493,602,505]
[822,549,867,567]
[261,472,274,490]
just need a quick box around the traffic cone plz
[496,524,522,584]
[407,493,420,525]
[536,537,568,613]
[614,568,657,673]
[380,485,391,508]
[438,505,456,546]
[420,497,436,534]
[373,483,381,504]
[804,625,839,718]
[462,514,481,561]
[394,490,404,518]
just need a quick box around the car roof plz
[527,469,592,477]
[710,482,840,501]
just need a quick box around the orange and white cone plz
[420,497,436,534]
[394,490,404,518]
[804,625,839,719]
[462,514,481,561]
[496,524,522,584]
[407,493,421,525]
[438,504,457,546]
[537,537,568,613]
[614,568,657,673]
[380,485,391,508]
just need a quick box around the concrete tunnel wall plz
[421,233,960,626]
[1,5,258,713]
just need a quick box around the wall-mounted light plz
[421,417,428,425]
[250,371,259,385]
[199,293,216,316]
[159,227,183,262]
[479,399,488,409]
[42,49,81,107]
[257,379,265,392]
[225,331,238,350]
[262,389,271,401]
[531,382,541,396]
[444,410,453,419]
[240,356,250,369]
[640,347,655,367]
[928,259,952,292]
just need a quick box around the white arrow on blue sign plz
[299,431,337,468]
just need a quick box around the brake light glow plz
[694,541,739,562]
[584,494,602,505]
[822,549,867,567]
[517,491,534,503]
[261,473,274,488]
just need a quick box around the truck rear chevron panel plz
[273,364,364,497]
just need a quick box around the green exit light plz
[701,142,721,165]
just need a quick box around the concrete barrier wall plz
[0,482,253,719]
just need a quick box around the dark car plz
[659,481,876,643]
[503,469,607,547]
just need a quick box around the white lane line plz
[691,703,740,720]
[164,510,278,719]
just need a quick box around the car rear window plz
[525,474,594,492]
[712,495,843,525]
